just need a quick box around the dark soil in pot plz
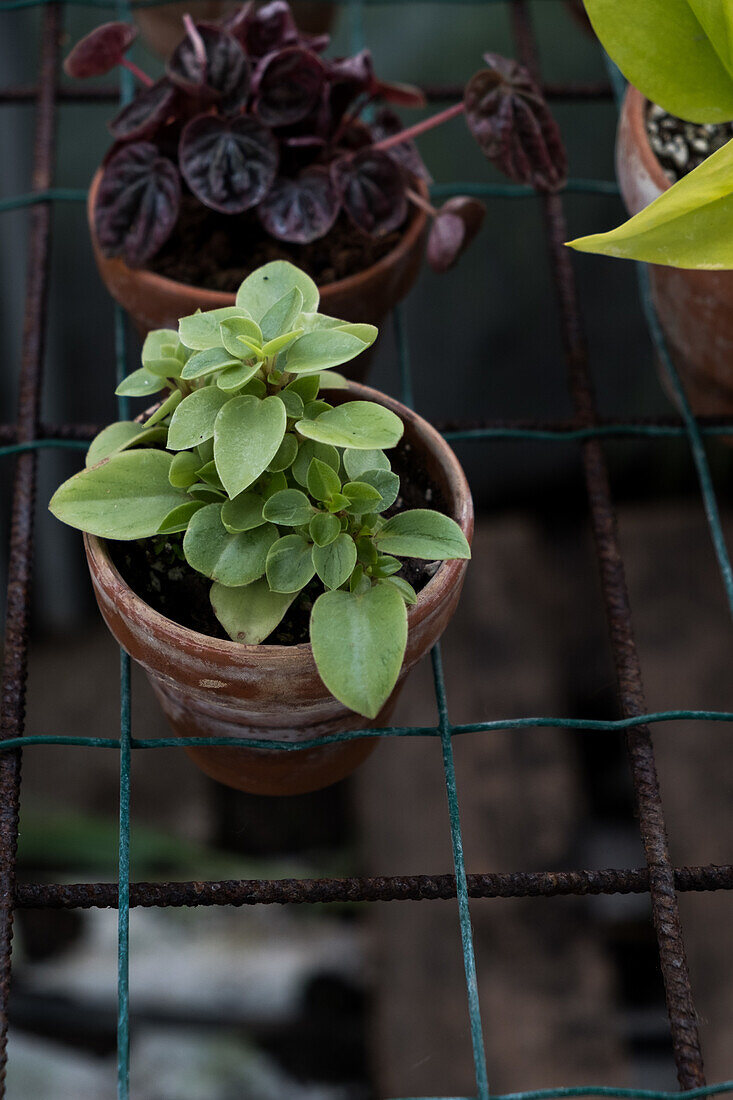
[110,435,448,645]
[645,102,733,182]
[146,197,410,293]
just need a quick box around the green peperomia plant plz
[568,0,733,269]
[50,261,470,719]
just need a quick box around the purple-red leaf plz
[372,78,426,109]
[332,150,407,238]
[167,23,250,110]
[95,142,180,267]
[230,0,299,57]
[179,114,278,214]
[64,21,137,79]
[109,78,176,141]
[258,168,340,243]
[372,108,431,181]
[464,54,567,192]
[253,47,325,127]
[426,196,486,273]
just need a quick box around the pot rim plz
[87,170,430,307]
[621,85,671,196]
[84,380,473,661]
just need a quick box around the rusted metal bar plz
[14,863,733,910]
[0,6,60,1090]
[509,1,706,1088]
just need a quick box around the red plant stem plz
[120,58,154,88]
[183,14,207,72]
[372,101,465,153]
[406,187,437,217]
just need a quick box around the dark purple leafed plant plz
[66,2,568,273]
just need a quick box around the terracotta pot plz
[87,171,428,384]
[83,381,473,796]
[133,2,337,61]
[617,86,733,415]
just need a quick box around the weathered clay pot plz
[83,381,473,796]
[87,171,428,383]
[617,86,733,415]
[133,1,337,61]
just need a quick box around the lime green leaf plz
[292,439,339,486]
[219,316,263,358]
[375,509,471,560]
[220,491,265,533]
[142,327,179,368]
[383,575,418,605]
[307,457,342,501]
[355,468,399,512]
[211,579,296,644]
[318,371,350,389]
[213,395,287,497]
[167,388,231,450]
[157,500,205,534]
[260,287,304,342]
[143,353,183,379]
[266,432,298,472]
[168,451,200,488]
[568,137,733,267]
[181,346,241,380]
[49,450,187,540]
[310,512,341,547]
[343,480,383,513]
[115,368,166,398]
[179,306,250,351]
[262,329,304,358]
[266,533,316,593]
[310,585,408,718]
[86,422,165,468]
[327,492,352,513]
[582,0,733,123]
[183,504,278,586]
[297,401,404,450]
[285,330,373,374]
[216,360,262,393]
[142,387,182,427]
[343,448,390,479]
[312,533,357,590]
[262,489,314,526]
[236,261,319,320]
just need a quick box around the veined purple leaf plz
[64,21,137,79]
[231,0,299,57]
[258,168,340,243]
[253,47,325,127]
[373,107,431,181]
[464,53,567,192]
[179,114,278,214]
[167,22,250,111]
[95,142,180,267]
[426,196,486,273]
[109,78,177,141]
[332,149,407,237]
[372,78,426,108]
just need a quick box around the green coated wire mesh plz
[2,1,733,1098]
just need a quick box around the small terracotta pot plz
[617,86,733,416]
[133,2,337,61]
[83,381,473,796]
[87,171,428,383]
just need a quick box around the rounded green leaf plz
[216,360,261,392]
[142,387,182,427]
[142,327,179,365]
[292,439,339,486]
[49,450,188,540]
[343,448,391,480]
[259,287,303,342]
[310,585,408,718]
[181,346,241,380]
[157,500,206,534]
[266,432,299,473]
[310,511,341,547]
[221,491,265,533]
[375,509,471,560]
[262,329,304,359]
[179,306,250,351]
[236,261,319,321]
[167,388,231,451]
[211,579,295,644]
[213,395,287,497]
[304,400,332,419]
[285,330,372,374]
[296,402,403,450]
[266,533,316,593]
[219,316,263,358]
[262,489,314,526]
[276,389,305,419]
[383,575,418,605]
[86,422,164,468]
[168,451,200,488]
[183,504,278,586]
[312,533,357,590]
[307,457,342,502]
[285,375,320,403]
[355,468,400,512]
[343,480,383,514]
[115,368,166,398]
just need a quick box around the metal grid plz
[2,1,733,1097]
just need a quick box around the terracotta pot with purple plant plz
[49,261,473,796]
[66,4,568,379]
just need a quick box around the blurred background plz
[2,1,733,1096]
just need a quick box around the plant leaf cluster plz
[568,0,733,268]
[65,1,568,272]
[49,262,471,719]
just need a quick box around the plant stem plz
[183,13,207,72]
[405,187,437,216]
[120,58,154,88]
[372,101,465,153]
